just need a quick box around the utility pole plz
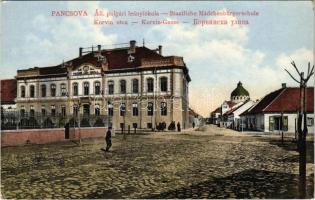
[285,61,314,199]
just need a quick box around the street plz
[1,125,314,199]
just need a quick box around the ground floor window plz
[120,123,125,129]
[269,116,288,131]
[133,123,138,129]
[307,117,314,126]
[147,123,152,129]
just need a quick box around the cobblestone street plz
[1,125,314,199]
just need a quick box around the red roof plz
[226,101,237,108]
[246,87,314,114]
[0,79,17,104]
[211,106,221,115]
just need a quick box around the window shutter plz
[283,116,288,131]
[269,116,274,131]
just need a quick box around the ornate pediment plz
[72,63,101,76]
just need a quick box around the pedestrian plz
[192,122,195,129]
[177,122,181,132]
[105,127,112,152]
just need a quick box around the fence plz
[1,111,109,130]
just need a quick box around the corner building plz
[15,41,191,130]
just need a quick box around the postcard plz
[0,1,314,199]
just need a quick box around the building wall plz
[15,66,189,130]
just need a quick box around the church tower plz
[230,81,250,103]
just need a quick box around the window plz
[120,123,125,129]
[83,82,89,95]
[51,84,56,97]
[120,80,126,94]
[132,102,138,116]
[132,79,139,93]
[307,117,314,126]
[108,103,113,116]
[41,85,46,97]
[147,78,154,92]
[108,81,114,95]
[20,86,25,98]
[20,106,25,117]
[51,105,56,116]
[30,105,35,117]
[73,83,78,96]
[41,105,46,116]
[147,123,152,129]
[120,103,126,116]
[133,123,138,129]
[73,104,79,116]
[95,104,100,116]
[61,105,66,117]
[160,77,168,92]
[147,102,153,116]
[161,102,167,116]
[95,82,101,95]
[30,85,35,98]
[61,83,67,96]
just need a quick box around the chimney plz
[98,45,101,53]
[79,47,83,57]
[158,45,162,55]
[282,83,286,88]
[129,40,136,53]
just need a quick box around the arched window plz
[30,85,35,98]
[41,105,46,116]
[132,79,139,94]
[147,102,153,116]
[20,86,25,98]
[61,105,66,117]
[147,78,154,92]
[20,106,25,117]
[132,102,138,116]
[161,102,167,116]
[61,83,67,96]
[120,80,126,94]
[50,84,56,97]
[30,105,35,117]
[160,77,168,92]
[108,102,113,116]
[95,104,100,116]
[120,103,126,116]
[73,83,78,96]
[95,81,101,95]
[83,82,89,95]
[41,85,46,97]
[51,105,56,116]
[108,80,114,95]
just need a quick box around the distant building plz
[0,79,17,112]
[240,84,314,133]
[12,41,191,130]
[210,81,250,126]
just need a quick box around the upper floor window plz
[120,80,126,94]
[160,77,168,92]
[132,102,138,116]
[83,82,89,95]
[30,85,35,98]
[132,79,139,94]
[147,102,153,116]
[20,86,25,98]
[108,81,114,95]
[50,84,56,97]
[73,83,78,96]
[95,81,101,95]
[161,102,167,116]
[61,83,67,96]
[41,84,46,97]
[147,78,154,93]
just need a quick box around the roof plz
[225,101,237,108]
[189,108,202,117]
[17,45,190,81]
[231,81,249,97]
[224,101,248,116]
[211,106,221,114]
[0,79,17,104]
[245,87,314,114]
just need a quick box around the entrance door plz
[83,104,90,116]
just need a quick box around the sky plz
[1,1,314,117]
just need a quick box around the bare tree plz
[285,61,314,198]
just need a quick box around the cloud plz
[144,9,313,117]
[14,2,117,69]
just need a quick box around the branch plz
[284,68,301,84]
[304,65,314,83]
[291,61,301,76]
[307,62,310,76]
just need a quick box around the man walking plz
[105,127,112,152]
